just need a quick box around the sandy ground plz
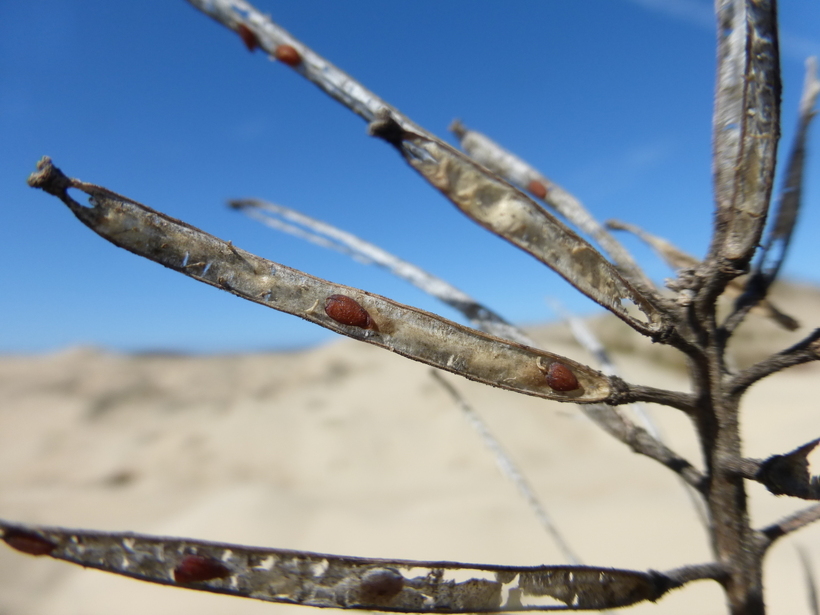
[0,284,818,615]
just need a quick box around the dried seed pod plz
[324,294,377,330]
[527,179,548,200]
[2,529,56,556]
[275,44,302,67]
[236,24,259,52]
[546,362,580,392]
[173,554,231,584]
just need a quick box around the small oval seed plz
[359,568,404,601]
[527,179,548,200]
[275,44,302,67]
[324,295,376,330]
[236,24,259,52]
[3,529,57,556]
[546,362,579,392]
[173,554,231,584]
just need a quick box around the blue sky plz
[2,1,819,354]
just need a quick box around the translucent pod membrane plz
[0,522,673,611]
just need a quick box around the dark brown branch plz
[727,440,820,500]
[607,377,698,415]
[580,405,706,491]
[728,329,820,398]
[761,503,820,549]
[662,562,729,589]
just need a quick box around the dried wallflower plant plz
[4,1,820,614]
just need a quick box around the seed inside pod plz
[546,362,579,392]
[275,44,302,67]
[527,179,548,200]
[173,554,231,584]
[2,529,57,556]
[324,294,376,330]
[359,568,404,601]
[236,24,259,52]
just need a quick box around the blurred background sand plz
[1,282,818,615]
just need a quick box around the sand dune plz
[1,284,818,614]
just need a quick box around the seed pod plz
[236,24,259,52]
[324,294,377,330]
[546,362,579,392]
[275,44,302,67]
[2,529,56,556]
[173,554,231,584]
[527,179,548,200]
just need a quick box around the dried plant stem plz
[761,503,820,548]
[549,300,709,524]
[728,328,820,398]
[430,371,581,566]
[797,546,819,615]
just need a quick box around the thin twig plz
[728,328,820,398]
[548,299,709,520]
[430,371,581,566]
[727,439,820,500]
[761,503,820,549]
[662,562,728,588]
[797,546,820,615]
[608,379,697,415]
[580,404,705,491]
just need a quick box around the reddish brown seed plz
[324,294,376,330]
[2,529,57,556]
[527,179,548,200]
[275,44,302,67]
[546,362,580,392]
[359,568,404,602]
[236,24,259,52]
[173,554,231,584]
